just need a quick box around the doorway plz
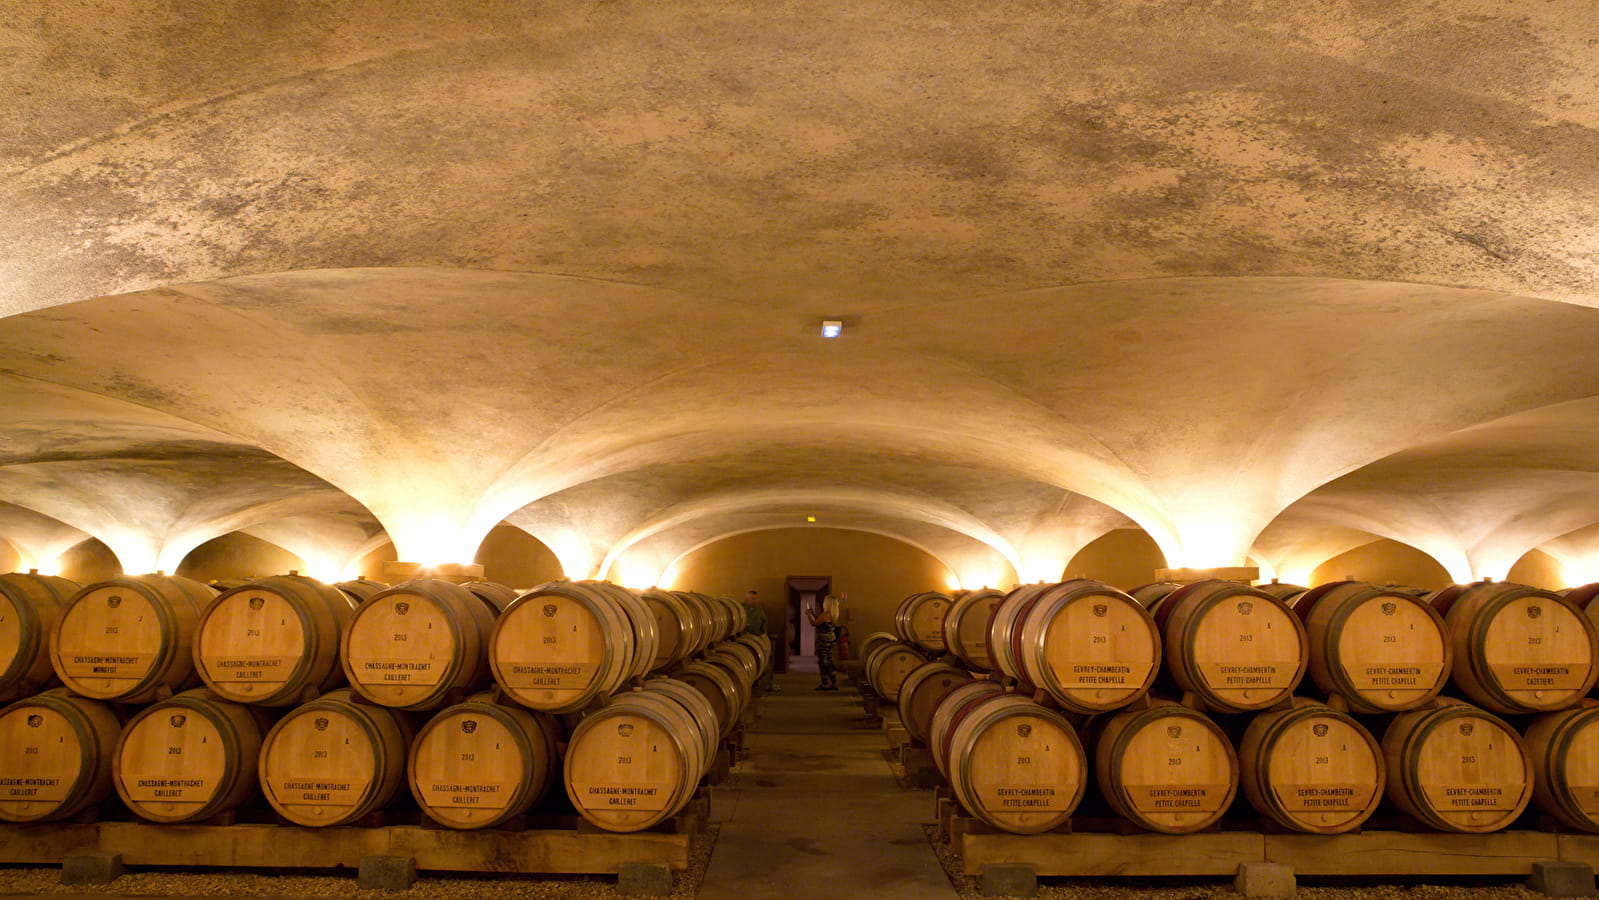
[783,575,831,674]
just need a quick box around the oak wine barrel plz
[1293,581,1451,713]
[1128,581,1182,609]
[1524,703,1599,833]
[50,574,217,703]
[408,692,559,829]
[341,578,499,711]
[489,580,658,714]
[1238,699,1384,834]
[1437,582,1599,714]
[1255,580,1309,605]
[946,693,1087,834]
[731,632,774,677]
[0,688,122,822]
[193,574,355,706]
[895,591,952,652]
[1154,580,1307,713]
[335,579,388,605]
[563,686,709,832]
[0,572,80,702]
[929,681,1006,778]
[856,632,899,666]
[941,588,1005,672]
[673,659,747,736]
[259,688,412,827]
[986,583,1054,680]
[863,641,927,702]
[897,660,973,745]
[987,580,1160,714]
[707,640,761,686]
[1094,700,1239,834]
[113,688,272,823]
[670,591,716,657]
[1381,698,1532,833]
[642,588,697,669]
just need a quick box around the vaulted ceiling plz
[4,2,1599,587]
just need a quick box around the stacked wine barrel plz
[0,572,764,834]
[906,577,1599,838]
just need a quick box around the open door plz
[782,575,831,674]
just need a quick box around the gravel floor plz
[0,824,717,899]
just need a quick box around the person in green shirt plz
[744,590,778,692]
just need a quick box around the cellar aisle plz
[699,670,959,900]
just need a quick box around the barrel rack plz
[0,790,710,893]
[937,801,1599,897]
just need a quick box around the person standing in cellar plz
[809,595,840,691]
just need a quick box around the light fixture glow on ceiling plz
[820,320,842,338]
[806,515,816,522]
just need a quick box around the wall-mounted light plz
[820,320,842,338]
[806,516,816,523]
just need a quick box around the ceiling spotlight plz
[820,320,842,339]
[806,516,816,523]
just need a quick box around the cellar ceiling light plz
[820,320,842,338]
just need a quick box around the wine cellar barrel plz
[1294,581,1451,713]
[642,588,697,669]
[50,574,217,704]
[1128,581,1182,608]
[334,579,387,605]
[708,640,761,687]
[563,686,709,832]
[113,688,271,823]
[461,581,517,614]
[929,681,1005,778]
[863,640,926,702]
[1524,703,1599,833]
[673,659,747,736]
[1238,699,1384,834]
[408,692,559,829]
[0,572,80,702]
[258,688,412,827]
[986,583,1054,681]
[342,579,499,711]
[1256,580,1309,605]
[1094,700,1239,834]
[1381,699,1532,833]
[1154,580,1308,713]
[941,588,1005,672]
[946,693,1087,834]
[856,631,899,666]
[731,632,774,677]
[1437,582,1599,714]
[193,574,355,706]
[896,660,973,745]
[987,579,1160,714]
[488,580,658,714]
[895,591,952,652]
[0,688,122,822]
[670,591,716,656]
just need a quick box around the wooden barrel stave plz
[342,579,498,711]
[1441,582,1599,714]
[50,574,217,704]
[942,588,1005,672]
[0,687,122,822]
[0,573,80,702]
[1094,700,1239,834]
[1159,580,1308,713]
[1525,703,1599,833]
[408,693,559,829]
[1238,699,1384,834]
[194,574,354,706]
[1012,580,1160,714]
[1381,698,1532,833]
[1299,581,1452,714]
[947,693,1086,834]
[113,688,272,823]
[896,660,973,745]
[259,687,412,827]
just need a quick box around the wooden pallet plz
[0,793,708,878]
[935,793,1599,894]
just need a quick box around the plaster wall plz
[177,531,305,584]
[1311,539,1453,592]
[1507,548,1566,591]
[0,538,17,574]
[664,527,954,644]
[473,524,565,591]
[1063,528,1168,590]
[58,538,123,585]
